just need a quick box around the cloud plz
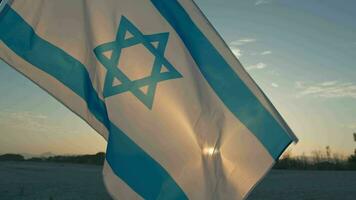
[229,38,259,58]
[230,38,256,46]
[0,111,87,135]
[230,46,242,58]
[271,83,279,88]
[4,111,50,131]
[261,50,272,55]
[295,81,304,89]
[295,81,356,99]
[320,81,338,86]
[0,111,56,132]
[10,112,48,120]
[255,0,271,6]
[245,62,267,71]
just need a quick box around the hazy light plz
[203,147,218,156]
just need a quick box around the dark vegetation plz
[274,149,356,170]
[0,154,25,161]
[1,150,356,170]
[0,152,105,165]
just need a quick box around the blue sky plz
[1,0,356,156]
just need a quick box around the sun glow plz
[203,147,218,156]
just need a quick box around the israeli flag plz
[0,0,297,199]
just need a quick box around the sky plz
[1,0,356,157]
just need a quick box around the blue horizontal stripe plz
[151,0,292,159]
[0,5,187,200]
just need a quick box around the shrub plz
[0,154,25,161]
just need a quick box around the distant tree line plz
[274,150,356,170]
[1,150,356,170]
[0,152,105,165]
[0,154,25,162]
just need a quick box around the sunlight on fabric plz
[203,147,219,156]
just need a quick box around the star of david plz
[94,16,183,109]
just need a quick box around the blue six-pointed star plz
[94,16,183,109]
